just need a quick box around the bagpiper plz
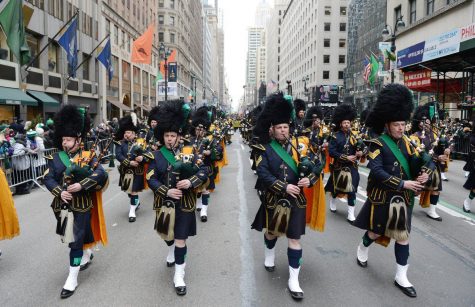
[354,84,434,298]
[463,123,475,213]
[190,106,223,222]
[146,106,161,150]
[293,99,306,136]
[325,104,367,223]
[44,105,108,298]
[147,100,208,296]
[410,104,445,221]
[251,93,325,300]
[115,113,154,222]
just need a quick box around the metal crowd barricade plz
[452,135,470,158]
[1,137,115,189]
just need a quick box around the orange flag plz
[131,24,155,64]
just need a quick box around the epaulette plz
[113,140,121,145]
[45,154,54,160]
[250,144,266,151]
[301,127,311,134]
[366,138,383,147]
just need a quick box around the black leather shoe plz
[463,206,471,213]
[129,217,136,223]
[201,216,207,222]
[175,286,187,296]
[167,261,175,267]
[60,288,75,299]
[443,179,448,181]
[264,265,275,272]
[287,287,304,300]
[394,280,417,297]
[347,219,355,225]
[426,214,442,221]
[197,208,201,212]
[356,258,367,268]
[330,209,336,213]
[80,254,94,271]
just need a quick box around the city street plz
[1,134,474,307]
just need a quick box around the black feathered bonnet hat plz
[365,84,414,134]
[331,103,357,131]
[53,105,91,149]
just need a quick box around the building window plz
[25,33,40,68]
[170,16,175,26]
[82,54,90,80]
[338,71,344,80]
[159,0,164,8]
[323,55,330,63]
[133,66,140,84]
[170,0,175,9]
[122,61,130,81]
[409,0,417,24]
[427,0,435,15]
[339,39,346,48]
[26,0,44,9]
[113,25,118,45]
[324,23,331,31]
[339,23,346,32]
[340,6,347,16]
[48,0,63,20]
[112,56,119,79]
[324,39,330,47]
[324,6,331,15]
[395,6,402,25]
[323,71,329,79]
[48,42,59,72]
[170,33,175,43]
[339,55,345,64]
[159,32,164,42]
[158,15,164,25]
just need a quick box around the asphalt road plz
[1,134,474,307]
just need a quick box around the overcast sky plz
[221,0,260,110]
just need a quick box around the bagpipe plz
[56,137,113,244]
[155,145,201,241]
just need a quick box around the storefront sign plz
[404,69,431,89]
[397,41,425,68]
[422,28,460,62]
[460,22,475,42]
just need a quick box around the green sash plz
[160,147,176,166]
[380,134,412,180]
[58,151,72,168]
[270,140,298,175]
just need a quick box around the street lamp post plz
[159,42,171,102]
[382,16,406,83]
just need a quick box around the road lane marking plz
[236,149,257,306]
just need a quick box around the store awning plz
[26,90,60,106]
[0,86,38,106]
[108,99,131,111]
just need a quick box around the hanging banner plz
[156,80,178,97]
[397,41,425,69]
[404,69,431,90]
[168,62,177,82]
[378,42,393,76]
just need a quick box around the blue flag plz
[58,17,78,78]
[97,37,113,82]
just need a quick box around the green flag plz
[153,71,163,86]
[0,0,31,65]
[369,54,379,86]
